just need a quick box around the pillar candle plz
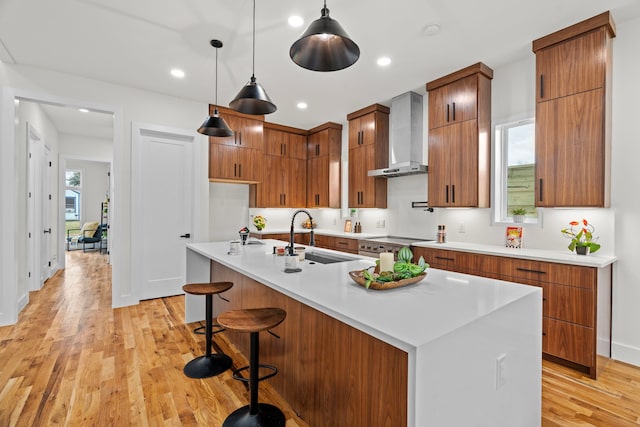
[379,252,395,272]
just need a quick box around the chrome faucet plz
[289,209,315,255]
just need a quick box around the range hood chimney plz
[368,91,427,178]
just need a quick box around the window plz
[494,119,538,223]
[65,170,81,222]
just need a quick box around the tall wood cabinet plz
[426,63,492,207]
[208,106,264,183]
[533,12,615,207]
[411,246,612,379]
[307,122,342,208]
[260,123,307,208]
[347,104,389,208]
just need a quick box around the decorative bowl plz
[348,270,427,290]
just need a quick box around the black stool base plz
[222,403,285,427]
[184,354,232,379]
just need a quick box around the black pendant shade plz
[229,0,277,115]
[290,3,360,72]
[198,108,233,137]
[198,39,234,137]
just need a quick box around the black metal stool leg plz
[222,331,285,427]
[184,294,232,379]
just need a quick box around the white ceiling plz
[3,0,640,134]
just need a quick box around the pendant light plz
[229,0,277,115]
[198,39,234,137]
[289,0,360,72]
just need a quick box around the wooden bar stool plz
[182,282,234,379]
[217,307,287,427]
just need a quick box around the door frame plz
[0,87,122,326]
[26,122,44,292]
[130,122,202,302]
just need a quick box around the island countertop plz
[186,240,540,352]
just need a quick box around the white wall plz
[64,159,109,224]
[59,133,113,161]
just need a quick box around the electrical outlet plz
[332,217,337,225]
[458,223,466,233]
[380,219,385,228]
[496,354,507,390]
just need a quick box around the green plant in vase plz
[511,208,527,223]
[561,218,601,255]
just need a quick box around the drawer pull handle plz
[435,256,455,261]
[516,267,547,275]
[337,242,348,245]
[542,332,546,336]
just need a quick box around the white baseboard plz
[17,292,29,314]
[612,341,640,368]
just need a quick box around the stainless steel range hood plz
[368,91,427,178]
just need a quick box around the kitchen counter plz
[185,241,541,426]
[412,240,616,268]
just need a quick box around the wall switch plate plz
[458,223,466,233]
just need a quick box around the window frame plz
[65,169,82,222]
[492,118,541,226]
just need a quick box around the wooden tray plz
[348,270,427,290]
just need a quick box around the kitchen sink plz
[305,251,358,264]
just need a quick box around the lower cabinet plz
[249,232,310,245]
[313,235,359,254]
[412,246,611,378]
[211,261,408,426]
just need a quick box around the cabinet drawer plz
[547,284,594,327]
[543,318,594,367]
[334,237,359,253]
[499,258,595,289]
[414,247,462,271]
[314,235,335,249]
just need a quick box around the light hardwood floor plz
[1,251,639,426]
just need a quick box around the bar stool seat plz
[217,307,286,427]
[182,282,233,379]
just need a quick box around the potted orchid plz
[561,218,601,255]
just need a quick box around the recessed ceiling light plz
[288,15,304,27]
[423,24,441,36]
[170,68,185,78]
[78,108,89,113]
[297,102,308,109]
[377,57,391,67]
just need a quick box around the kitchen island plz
[185,241,542,427]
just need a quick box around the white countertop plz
[411,241,616,268]
[187,240,540,352]
[249,228,386,239]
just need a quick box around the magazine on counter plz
[505,226,524,248]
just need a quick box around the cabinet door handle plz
[435,256,455,261]
[539,75,544,99]
[238,131,242,145]
[280,144,283,155]
[516,267,547,275]
[446,104,450,122]
[445,185,449,203]
[283,194,286,205]
[451,185,455,204]
[283,144,287,156]
[234,163,237,177]
[539,179,543,202]
[316,144,320,156]
[452,102,456,121]
[179,233,191,238]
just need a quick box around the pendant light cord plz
[252,0,256,78]
[215,46,219,107]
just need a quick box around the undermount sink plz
[305,251,358,264]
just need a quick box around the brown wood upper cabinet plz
[347,104,389,208]
[260,123,307,208]
[208,106,264,183]
[307,122,342,208]
[426,63,493,208]
[533,12,615,208]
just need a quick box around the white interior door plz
[134,127,194,301]
[40,145,52,284]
